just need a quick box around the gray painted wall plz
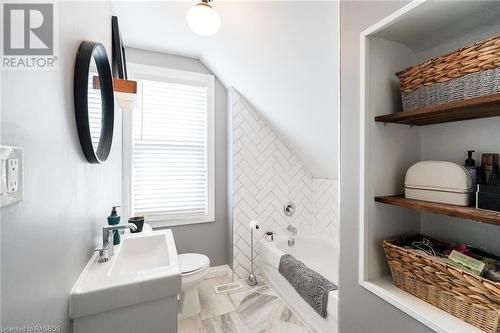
[125,47,229,266]
[339,2,434,332]
[1,2,120,331]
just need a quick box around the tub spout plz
[288,238,295,247]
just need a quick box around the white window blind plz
[88,69,102,150]
[127,68,215,226]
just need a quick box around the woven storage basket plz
[396,35,500,111]
[383,238,500,333]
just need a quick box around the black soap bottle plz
[107,206,121,245]
[464,150,478,191]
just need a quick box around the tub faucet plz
[95,224,137,263]
[287,224,297,246]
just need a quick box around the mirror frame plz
[74,41,114,164]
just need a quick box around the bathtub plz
[259,234,338,333]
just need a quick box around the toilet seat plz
[178,253,210,275]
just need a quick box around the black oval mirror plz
[74,41,114,163]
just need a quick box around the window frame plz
[123,63,215,227]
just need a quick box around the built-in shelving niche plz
[360,1,500,332]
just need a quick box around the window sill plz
[149,217,215,229]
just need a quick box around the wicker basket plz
[383,238,500,333]
[396,35,500,111]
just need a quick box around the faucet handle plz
[94,248,111,263]
[286,224,297,234]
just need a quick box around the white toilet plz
[178,253,210,318]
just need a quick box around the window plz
[124,64,215,227]
[88,66,102,150]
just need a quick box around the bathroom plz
[1,1,500,333]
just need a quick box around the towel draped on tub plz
[278,254,338,318]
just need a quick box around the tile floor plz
[178,269,311,333]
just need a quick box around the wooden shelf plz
[375,93,500,126]
[375,195,500,226]
[93,76,137,94]
[113,78,137,94]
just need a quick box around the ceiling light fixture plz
[186,0,221,36]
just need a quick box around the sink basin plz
[112,233,170,275]
[70,229,181,319]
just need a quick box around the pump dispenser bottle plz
[464,150,478,191]
[107,206,121,245]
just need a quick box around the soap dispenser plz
[464,150,478,191]
[107,206,121,245]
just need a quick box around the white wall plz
[231,89,338,278]
[339,1,434,332]
[125,47,230,266]
[1,2,120,331]
[112,1,340,179]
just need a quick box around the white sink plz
[70,229,181,322]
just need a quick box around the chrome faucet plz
[287,224,297,246]
[95,224,137,263]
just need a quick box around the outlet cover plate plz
[1,146,23,207]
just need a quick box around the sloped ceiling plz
[112,1,339,179]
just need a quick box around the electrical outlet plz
[8,179,18,193]
[0,161,6,195]
[7,158,19,192]
[8,158,19,176]
[1,147,23,207]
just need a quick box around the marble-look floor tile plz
[205,266,232,280]
[265,320,310,333]
[236,292,282,333]
[227,279,266,295]
[202,312,251,333]
[199,278,236,320]
[213,271,235,284]
[181,270,312,333]
[279,307,305,326]
[236,289,309,333]
[178,314,206,333]
[254,284,276,297]
[228,280,270,309]
[266,296,300,326]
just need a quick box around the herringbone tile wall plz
[231,89,339,278]
[313,178,339,239]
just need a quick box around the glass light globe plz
[186,2,221,36]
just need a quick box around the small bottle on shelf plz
[464,150,478,192]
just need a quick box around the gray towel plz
[278,254,337,318]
